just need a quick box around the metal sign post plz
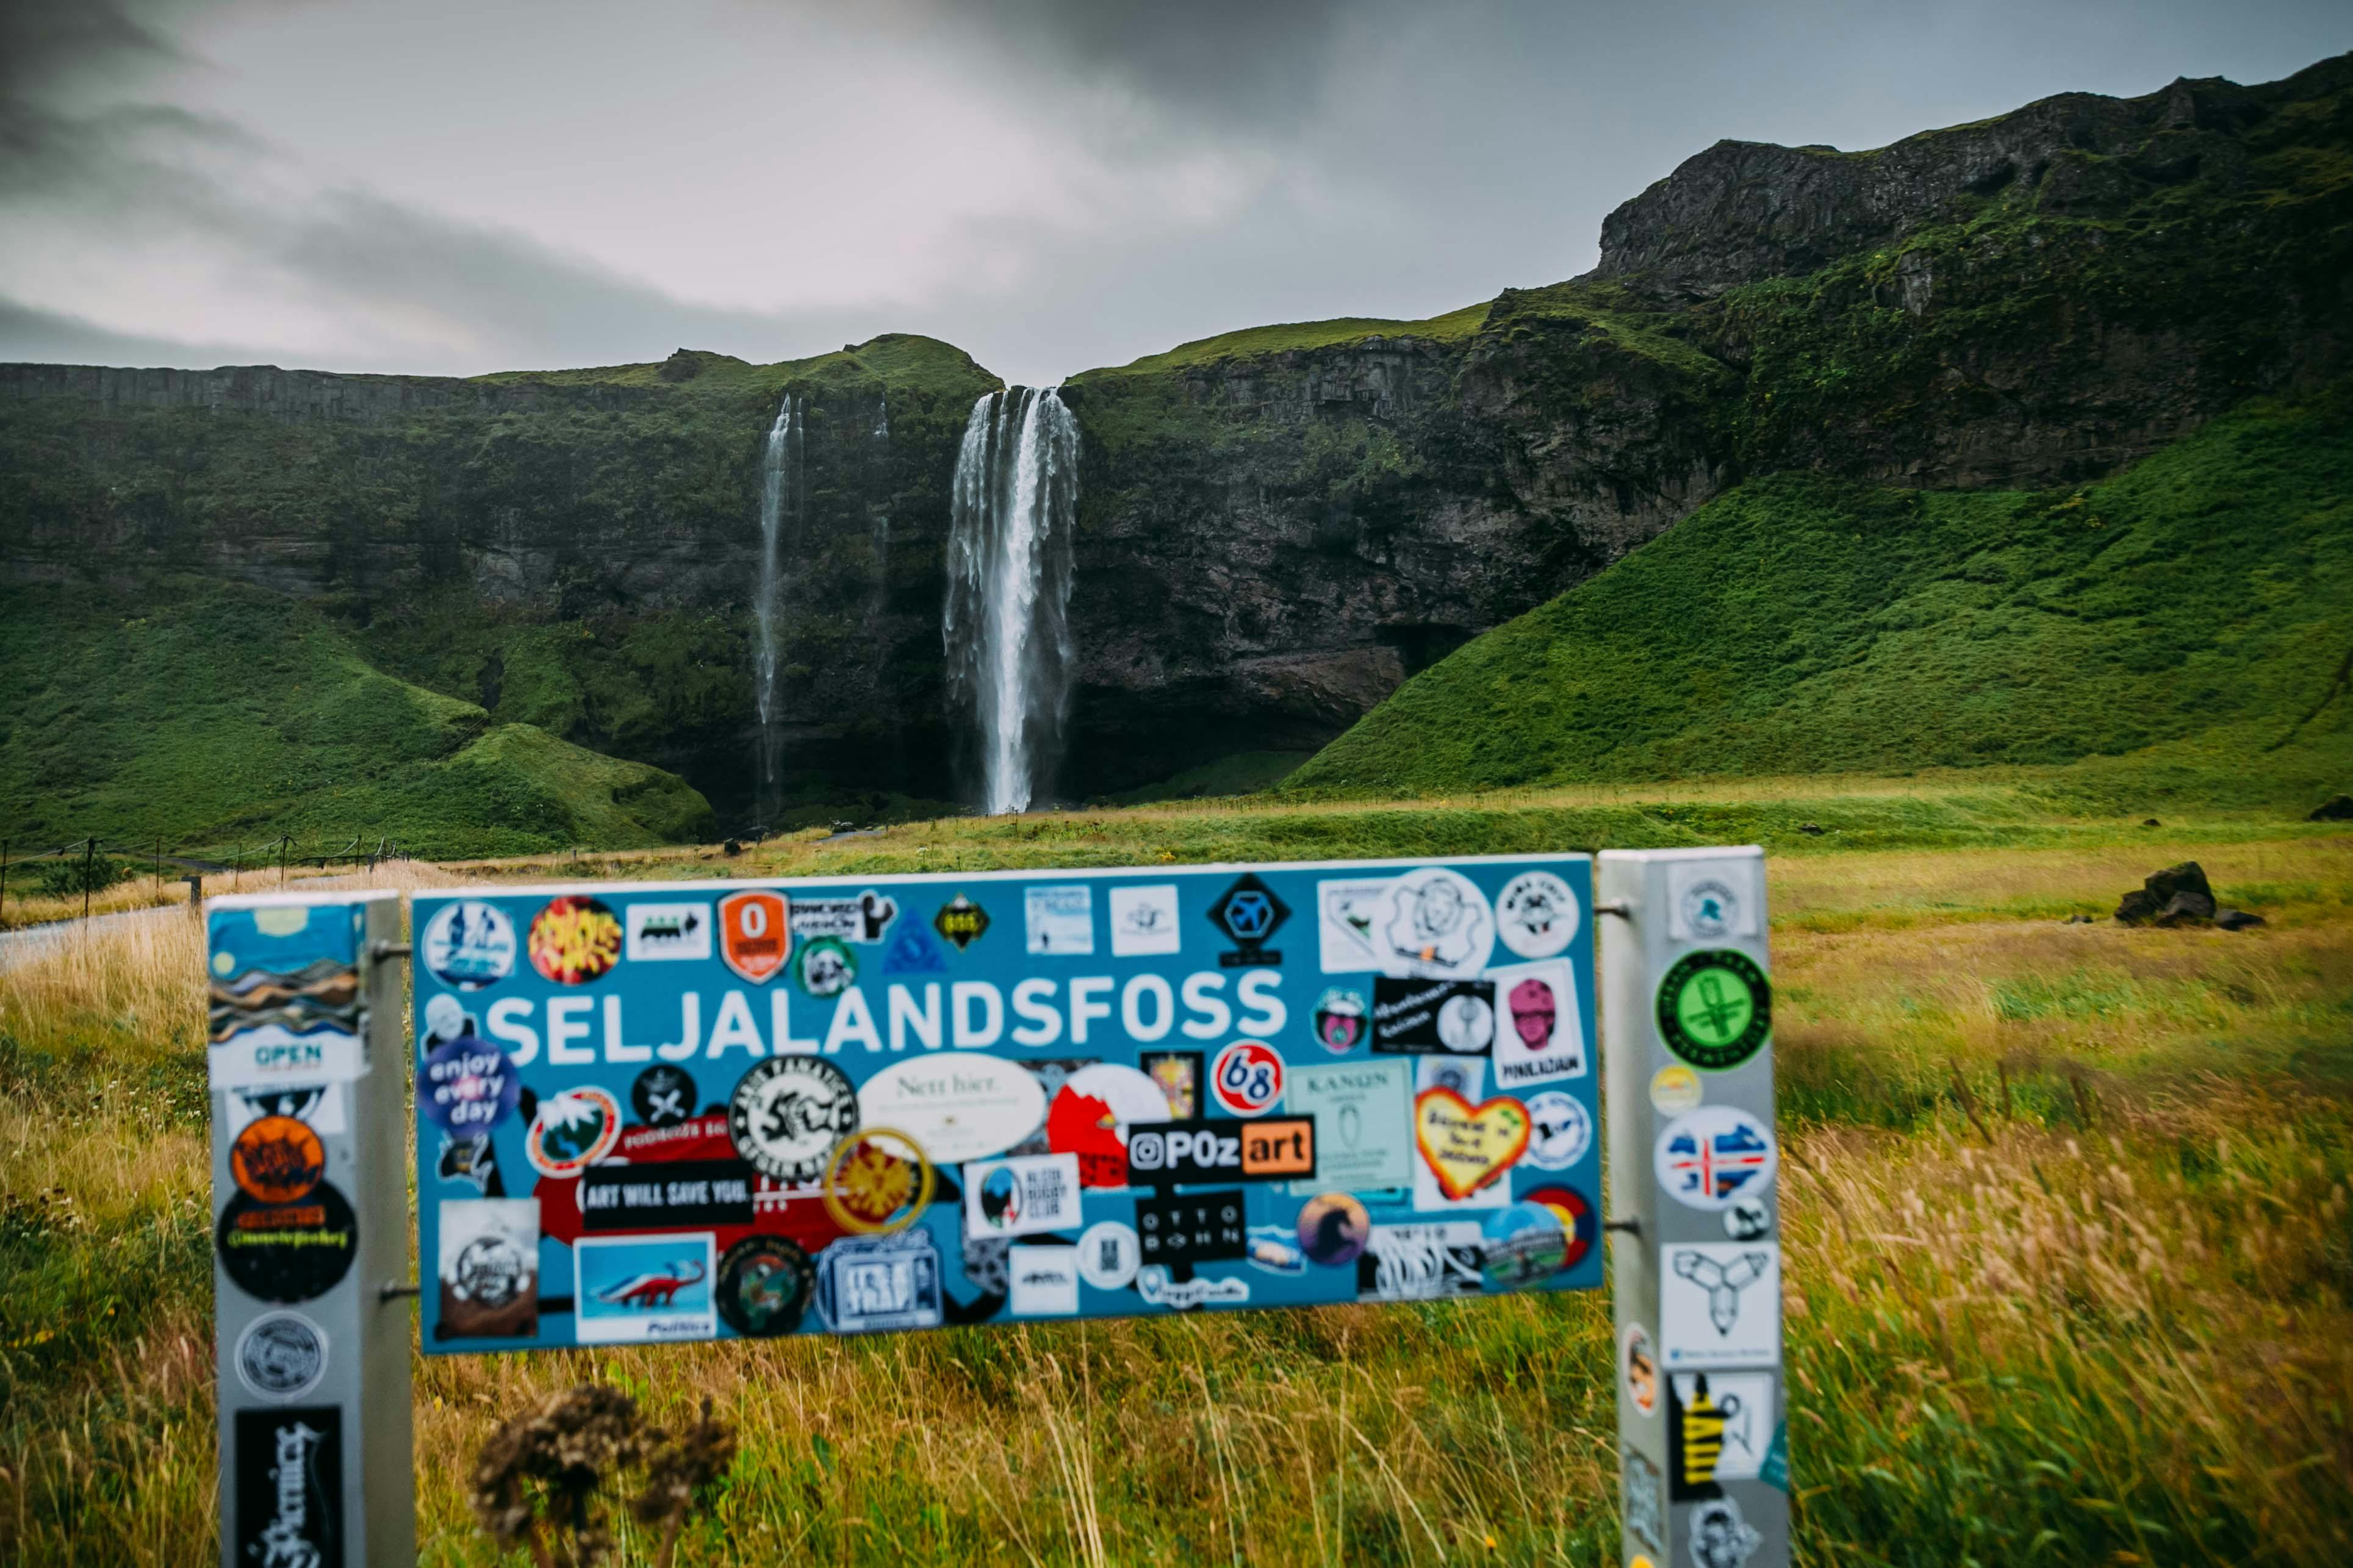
[208,892,414,1568]
[1601,847,1787,1568]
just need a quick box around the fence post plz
[1600,847,1787,1568]
[1,839,10,920]
[82,836,96,920]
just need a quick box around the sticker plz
[1495,871,1579,959]
[1311,987,1367,1053]
[1622,1447,1665,1555]
[816,1230,943,1333]
[422,900,518,989]
[1357,1222,1482,1300]
[436,1198,539,1340]
[822,1127,934,1234]
[1622,1323,1659,1416]
[1207,874,1290,967]
[1370,977,1494,1054]
[1140,1050,1202,1119]
[575,1234,716,1344]
[1522,1091,1592,1169]
[231,1115,325,1205]
[1295,1192,1372,1265]
[1025,885,1094,954]
[1725,1196,1773,1242]
[234,1311,328,1402]
[234,1406,341,1568]
[209,1023,364,1092]
[420,993,476,1049]
[1136,1267,1249,1310]
[580,1159,756,1231]
[1656,951,1772,1073]
[620,1111,735,1164]
[1247,1225,1305,1273]
[1415,1055,1485,1100]
[1651,1065,1703,1114]
[716,1235,813,1337]
[523,1086,623,1178]
[1489,960,1587,1086]
[1008,1245,1082,1316]
[1688,1496,1764,1568]
[1761,1420,1790,1493]
[933,895,990,951]
[882,921,947,973]
[625,901,711,962]
[1671,1370,1775,1497]
[225,1084,347,1137]
[1005,1059,1100,1157]
[1412,1090,1530,1201]
[420,1035,520,1135]
[1376,867,1492,978]
[217,1183,358,1305]
[790,892,897,943]
[792,936,856,997]
[857,1056,1047,1164]
[1316,878,1392,972]
[963,1236,1010,1297]
[728,1058,859,1182]
[1479,1201,1569,1288]
[1123,1117,1316,1184]
[718,890,791,984]
[1669,862,1756,942]
[1137,1190,1247,1265]
[1077,1221,1141,1289]
[1108,884,1182,956]
[963,1152,1082,1238]
[1521,1184,1597,1273]
[1283,1060,1414,1192]
[1654,1108,1777,1212]
[1046,1064,1170,1186]
[630,1064,697,1128]
[1660,1244,1780,1367]
[436,1136,495,1201]
[527,895,622,984]
[1209,1039,1285,1116]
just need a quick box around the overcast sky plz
[3,1,2344,387]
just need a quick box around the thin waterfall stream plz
[753,390,802,816]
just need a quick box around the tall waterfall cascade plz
[944,386,1080,815]
[753,391,802,814]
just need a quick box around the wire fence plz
[0,833,404,923]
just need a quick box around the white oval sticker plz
[857,1057,1046,1165]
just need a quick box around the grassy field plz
[1,785,2348,1565]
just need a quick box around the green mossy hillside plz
[1287,384,2353,806]
[0,579,714,856]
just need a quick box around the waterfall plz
[944,386,1080,815]
[753,390,802,814]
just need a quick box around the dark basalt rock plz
[2116,862,2216,925]
[2215,908,2266,931]
[2309,794,2353,821]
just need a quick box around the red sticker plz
[1210,1039,1285,1117]
[719,891,790,984]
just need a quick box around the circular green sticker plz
[1656,949,1771,1072]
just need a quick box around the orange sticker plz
[230,1115,325,1205]
[718,890,791,984]
[1412,1089,1530,1201]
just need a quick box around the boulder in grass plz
[2215,908,2267,931]
[2116,862,2216,925]
[2310,794,2353,822]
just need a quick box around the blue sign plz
[412,856,1598,1351]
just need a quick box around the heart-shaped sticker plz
[1413,1089,1531,1201]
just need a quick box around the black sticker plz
[235,1405,343,1568]
[933,895,991,951]
[1207,874,1288,967]
[1123,1118,1317,1185]
[1136,1190,1248,1265]
[630,1064,697,1128]
[716,1236,814,1337]
[1656,949,1773,1072]
[1370,977,1496,1054]
[579,1159,757,1231]
[217,1183,358,1305]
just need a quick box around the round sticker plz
[420,900,517,990]
[822,1126,935,1235]
[1496,870,1579,958]
[1679,876,1741,940]
[1650,1064,1703,1114]
[1312,987,1367,1054]
[527,895,622,984]
[1725,1195,1774,1241]
[794,936,856,997]
[716,1236,814,1337]
[420,1036,520,1134]
[1376,867,1494,978]
[229,1116,325,1205]
[728,1058,859,1182]
[1653,1106,1778,1212]
[1048,1064,1171,1186]
[1210,1040,1285,1117]
[630,1064,697,1128]
[1077,1221,1142,1290]
[447,1226,534,1320]
[1655,950,1772,1072]
[1479,1201,1570,1289]
[1295,1192,1372,1265]
[1523,1184,1597,1273]
[858,1056,1046,1165]
[1521,1091,1592,1170]
[217,1183,358,1304]
[1437,991,1495,1051]
[234,1311,328,1401]
[1621,1322,1658,1416]
[523,1087,623,1178]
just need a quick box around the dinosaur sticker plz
[574,1234,717,1344]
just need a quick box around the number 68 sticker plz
[1210,1039,1285,1117]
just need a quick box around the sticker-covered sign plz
[410,856,1597,1351]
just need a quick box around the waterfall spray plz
[944,387,1080,815]
[753,391,802,813]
